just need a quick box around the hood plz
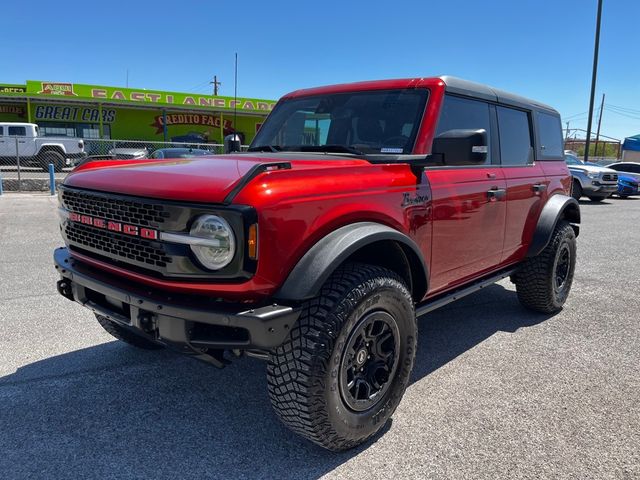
[619,174,638,184]
[567,164,616,175]
[64,153,368,203]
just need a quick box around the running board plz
[415,268,516,318]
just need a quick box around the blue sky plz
[3,0,639,139]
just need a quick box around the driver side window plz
[436,95,492,165]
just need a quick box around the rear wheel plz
[39,150,65,172]
[267,263,417,451]
[95,314,164,350]
[513,220,576,314]
[571,180,582,200]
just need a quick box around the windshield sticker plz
[381,147,403,153]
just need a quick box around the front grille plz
[602,174,618,182]
[61,188,170,227]
[65,222,172,268]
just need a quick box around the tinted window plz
[8,126,26,136]
[0,126,3,135]
[497,106,532,166]
[622,163,640,173]
[251,89,428,155]
[436,95,491,164]
[538,112,563,158]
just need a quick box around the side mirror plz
[431,129,488,165]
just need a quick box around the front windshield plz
[250,88,429,155]
[564,154,583,165]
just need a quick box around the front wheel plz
[513,220,576,314]
[39,150,65,172]
[571,180,582,200]
[267,263,417,451]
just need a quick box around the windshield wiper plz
[247,145,282,152]
[283,144,367,156]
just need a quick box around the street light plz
[584,0,603,163]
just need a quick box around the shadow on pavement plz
[0,284,553,479]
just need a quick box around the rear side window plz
[436,95,491,164]
[537,112,563,158]
[497,106,533,166]
[0,126,3,135]
[8,126,26,136]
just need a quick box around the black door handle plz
[532,183,547,193]
[487,187,506,202]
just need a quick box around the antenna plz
[233,53,238,135]
[126,69,129,88]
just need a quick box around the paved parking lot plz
[0,193,638,479]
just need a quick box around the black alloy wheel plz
[339,311,400,412]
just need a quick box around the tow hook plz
[56,279,74,301]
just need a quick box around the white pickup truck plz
[0,122,85,171]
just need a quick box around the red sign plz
[38,82,77,96]
[151,113,233,135]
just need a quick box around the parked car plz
[107,147,149,159]
[606,162,640,183]
[55,75,579,451]
[564,152,618,201]
[0,122,85,171]
[150,148,212,159]
[616,174,639,198]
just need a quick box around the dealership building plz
[0,81,275,144]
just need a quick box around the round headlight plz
[189,215,235,270]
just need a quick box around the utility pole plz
[210,75,222,96]
[584,0,603,163]
[565,121,570,141]
[594,93,605,158]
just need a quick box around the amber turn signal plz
[248,223,258,260]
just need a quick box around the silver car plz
[565,153,618,202]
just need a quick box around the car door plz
[497,106,548,263]
[8,125,35,158]
[426,95,507,294]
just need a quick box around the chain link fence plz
[0,136,248,192]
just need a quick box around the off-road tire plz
[95,314,164,350]
[513,220,576,314]
[267,263,417,451]
[571,180,582,201]
[39,150,65,172]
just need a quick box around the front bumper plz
[584,181,617,195]
[54,247,300,354]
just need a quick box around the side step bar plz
[415,268,516,318]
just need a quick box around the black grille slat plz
[602,174,618,182]
[61,189,170,227]
[65,223,172,268]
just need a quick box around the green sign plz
[25,80,275,112]
[0,84,26,94]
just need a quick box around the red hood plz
[64,154,368,203]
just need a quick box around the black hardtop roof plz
[439,76,559,115]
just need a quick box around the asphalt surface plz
[0,193,638,480]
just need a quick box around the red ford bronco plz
[54,76,579,451]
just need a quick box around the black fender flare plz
[275,222,428,301]
[527,194,580,258]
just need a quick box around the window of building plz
[436,95,492,164]
[497,106,533,166]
